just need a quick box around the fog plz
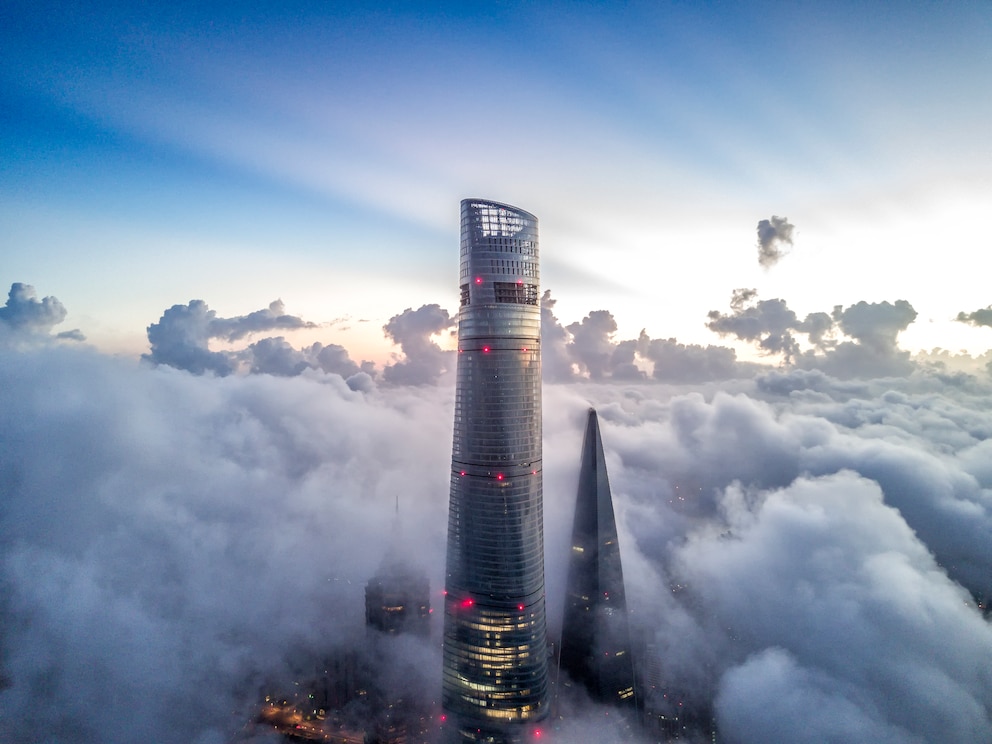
[1,284,991,743]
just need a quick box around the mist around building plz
[247,411,711,744]
[2,209,992,743]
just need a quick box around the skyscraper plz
[442,200,549,743]
[559,409,636,708]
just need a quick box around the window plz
[494,282,539,305]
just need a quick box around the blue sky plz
[3,0,991,361]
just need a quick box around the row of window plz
[459,236,538,256]
[494,281,539,304]
[458,282,540,307]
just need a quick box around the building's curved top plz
[461,198,537,223]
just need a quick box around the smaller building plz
[365,563,431,636]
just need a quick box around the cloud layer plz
[2,285,992,743]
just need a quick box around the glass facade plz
[442,200,549,743]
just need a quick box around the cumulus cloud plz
[756,216,795,268]
[566,310,621,380]
[541,290,577,383]
[143,299,370,384]
[570,380,992,742]
[0,282,84,342]
[796,300,917,379]
[637,333,744,383]
[381,304,455,385]
[956,305,992,329]
[541,297,744,384]
[707,294,804,360]
[212,299,317,342]
[695,474,992,743]
[0,343,451,744]
[4,292,992,743]
[144,299,318,375]
[707,291,920,378]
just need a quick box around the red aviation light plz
[474,277,483,284]
[460,471,466,476]
[496,473,504,481]
[461,598,474,608]
[517,279,523,285]
[518,604,525,611]
[482,346,491,353]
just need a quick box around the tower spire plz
[559,408,637,708]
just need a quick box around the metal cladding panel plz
[443,200,549,736]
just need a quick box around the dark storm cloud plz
[756,215,795,268]
[0,282,84,341]
[956,305,992,328]
[381,304,455,385]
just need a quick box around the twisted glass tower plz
[442,199,549,743]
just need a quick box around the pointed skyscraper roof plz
[559,408,636,708]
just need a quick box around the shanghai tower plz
[442,199,549,743]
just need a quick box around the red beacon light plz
[461,598,474,608]
[496,473,504,481]
[474,277,483,284]
[482,346,490,353]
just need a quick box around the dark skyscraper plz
[442,200,549,743]
[559,409,636,708]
